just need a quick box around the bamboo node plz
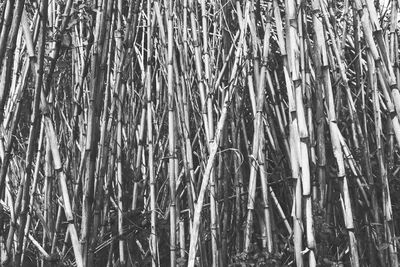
[289,19,298,29]
[293,79,301,88]
[193,40,200,47]
[311,8,321,16]
[261,57,269,67]
[374,58,382,66]
[390,84,398,90]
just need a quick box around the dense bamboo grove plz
[0,0,400,266]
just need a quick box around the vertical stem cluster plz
[0,1,399,266]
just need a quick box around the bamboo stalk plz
[80,0,108,265]
[148,1,158,265]
[243,1,272,255]
[188,90,234,267]
[20,122,45,264]
[0,0,15,65]
[14,2,47,265]
[166,1,177,265]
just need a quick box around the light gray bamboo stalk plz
[20,122,45,264]
[166,1,177,265]
[188,0,210,142]
[0,0,15,65]
[148,0,158,265]
[274,0,303,264]
[258,132,273,253]
[243,2,272,253]
[187,90,233,267]
[186,24,244,260]
[314,2,359,264]
[117,82,127,265]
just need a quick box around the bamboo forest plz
[0,0,400,266]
